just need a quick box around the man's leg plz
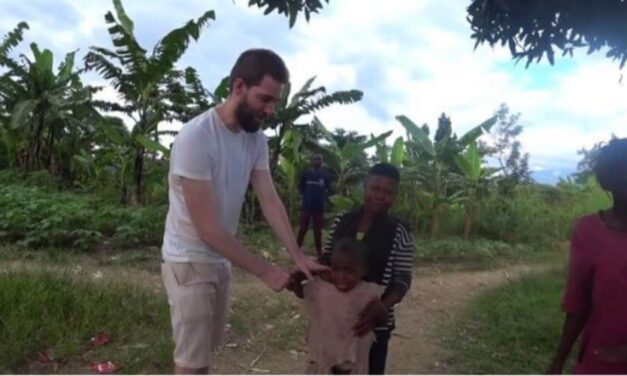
[312,212,324,257]
[296,211,311,247]
[162,262,220,374]
[368,330,391,374]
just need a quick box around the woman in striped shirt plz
[321,163,415,374]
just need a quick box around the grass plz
[441,267,578,374]
[229,285,306,352]
[0,270,172,374]
[0,245,308,374]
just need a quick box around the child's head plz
[363,163,400,216]
[595,138,627,199]
[330,238,369,292]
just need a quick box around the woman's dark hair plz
[594,138,627,190]
[367,163,400,183]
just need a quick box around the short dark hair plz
[332,238,369,273]
[367,163,400,183]
[229,49,289,90]
[594,138,627,190]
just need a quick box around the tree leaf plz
[113,0,135,34]
[458,116,496,147]
[133,134,169,156]
[396,115,435,157]
[390,136,405,167]
[10,99,38,129]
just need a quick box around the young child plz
[547,138,627,374]
[288,238,384,374]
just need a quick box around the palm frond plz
[150,10,215,80]
[0,22,29,59]
[301,89,363,113]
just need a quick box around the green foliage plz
[0,174,166,251]
[0,21,28,59]
[84,0,215,204]
[248,0,329,28]
[468,0,627,68]
[443,268,576,373]
[476,179,610,244]
[396,113,496,238]
[266,76,363,173]
[0,25,100,178]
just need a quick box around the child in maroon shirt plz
[548,138,627,374]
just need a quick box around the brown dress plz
[303,277,384,374]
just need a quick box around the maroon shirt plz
[562,214,627,374]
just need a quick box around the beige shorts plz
[161,261,232,369]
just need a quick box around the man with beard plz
[161,49,327,374]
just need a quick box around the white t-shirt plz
[161,108,269,263]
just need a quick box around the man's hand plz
[294,253,329,280]
[353,297,388,337]
[260,264,290,292]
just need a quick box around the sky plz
[1,0,626,184]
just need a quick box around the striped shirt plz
[321,208,415,332]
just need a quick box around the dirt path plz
[212,263,546,374]
[2,258,546,374]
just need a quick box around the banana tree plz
[454,140,498,239]
[84,0,214,205]
[277,128,311,219]
[0,28,99,176]
[373,135,405,167]
[265,76,363,175]
[306,117,391,200]
[396,113,496,238]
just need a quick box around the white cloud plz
[2,0,625,178]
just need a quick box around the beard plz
[234,98,262,133]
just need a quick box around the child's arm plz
[353,297,388,337]
[547,313,588,374]
[286,271,307,299]
[547,222,592,374]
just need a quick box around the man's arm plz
[250,169,328,279]
[181,177,288,291]
[299,171,307,195]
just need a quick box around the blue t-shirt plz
[299,170,331,212]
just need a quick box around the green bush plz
[0,181,166,251]
[476,182,610,244]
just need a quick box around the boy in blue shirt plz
[297,153,331,257]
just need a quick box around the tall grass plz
[442,268,577,374]
[0,271,172,373]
